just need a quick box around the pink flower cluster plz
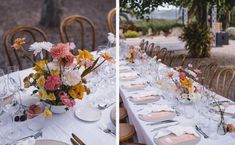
[45,75,61,91]
[60,92,76,107]
[50,43,75,67]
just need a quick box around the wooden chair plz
[170,54,186,67]
[120,107,128,123]
[3,26,48,70]
[151,45,161,58]
[157,48,168,63]
[143,41,149,52]
[139,39,145,50]
[60,15,96,52]
[163,50,174,66]
[199,63,219,88]
[120,123,136,143]
[107,8,116,34]
[215,68,235,99]
[145,43,155,57]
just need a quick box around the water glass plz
[2,94,20,140]
[7,66,21,94]
[209,120,219,139]
[183,104,195,119]
[26,103,45,131]
[0,69,7,120]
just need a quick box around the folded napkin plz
[120,72,138,81]
[155,125,199,139]
[119,66,132,73]
[16,138,35,145]
[224,105,235,114]
[122,82,146,91]
[140,105,174,114]
[130,90,160,98]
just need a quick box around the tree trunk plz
[40,0,63,28]
[223,11,230,30]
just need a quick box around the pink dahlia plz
[60,92,76,107]
[179,72,186,80]
[45,75,61,91]
[50,43,70,59]
[58,52,75,67]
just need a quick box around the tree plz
[120,0,176,19]
[40,0,63,28]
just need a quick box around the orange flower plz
[101,53,114,62]
[129,49,137,55]
[127,57,134,63]
[12,37,26,49]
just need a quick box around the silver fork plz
[99,124,116,137]
[7,131,42,145]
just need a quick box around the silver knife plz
[146,120,177,126]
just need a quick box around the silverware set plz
[99,123,116,137]
[6,131,42,145]
[195,125,209,138]
[146,120,177,126]
[149,120,179,132]
[97,102,115,110]
[70,133,86,145]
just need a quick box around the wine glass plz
[96,45,108,55]
[3,66,22,140]
[0,69,8,126]
[2,93,20,140]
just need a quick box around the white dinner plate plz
[154,133,201,145]
[75,105,102,122]
[35,139,69,145]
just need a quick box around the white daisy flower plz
[108,33,115,44]
[29,42,53,59]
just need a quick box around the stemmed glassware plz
[0,69,8,126]
[2,66,22,140]
[96,45,108,55]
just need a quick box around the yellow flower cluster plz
[77,50,94,62]
[68,83,85,100]
[34,60,48,72]
[44,107,52,118]
[180,78,194,93]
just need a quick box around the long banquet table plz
[0,67,116,145]
[119,60,235,145]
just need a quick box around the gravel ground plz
[0,0,115,67]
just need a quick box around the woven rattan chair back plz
[3,26,48,70]
[60,15,96,52]
[107,8,116,34]
[215,68,235,99]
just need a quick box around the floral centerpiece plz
[168,64,201,104]
[13,38,113,116]
[126,45,144,63]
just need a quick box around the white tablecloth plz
[119,63,235,145]
[0,68,116,145]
